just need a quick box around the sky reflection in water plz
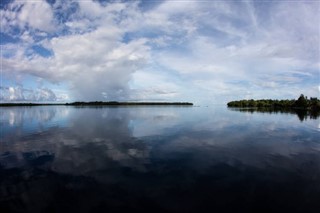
[0,106,320,212]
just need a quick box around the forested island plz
[0,101,193,106]
[227,94,320,121]
[66,101,193,106]
[227,94,320,111]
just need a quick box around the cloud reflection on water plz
[0,106,319,212]
[1,106,319,174]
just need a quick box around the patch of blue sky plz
[156,40,192,57]
[54,1,79,24]
[2,75,68,92]
[2,25,22,39]
[0,33,19,44]
[94,0,117,5]
[2,76,37,88]
[3,25,51,45]
[276,72,316,85]
[31,45,53,58]
[0,76,16,88]
[149,61,189,83]
[199,27,245,48]
[45,0,56,6]
[48,82,69,92]
[226,80,252,87]
[92,0,160,9]
[0,0,13,9]
[293,76,319,87]
[138,0,164,11]
[122,32,137,43]
[1,78,17,88]
[252,0,277,17]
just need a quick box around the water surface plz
[1,106,319,212]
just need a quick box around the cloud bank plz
[1,0,319,103]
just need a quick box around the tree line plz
[227,94,320,111]
[65,101,193,106]
[0,101,194,107]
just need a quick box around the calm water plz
[0,106,319,213]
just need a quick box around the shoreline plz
[0,102,193,107]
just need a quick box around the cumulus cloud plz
[2,0,150,101]
[0,86,57,102]
[1,0,55,33]
[1,0,319,103]
[18,0,55,32]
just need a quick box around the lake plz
[0,106,319,212]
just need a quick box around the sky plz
[0,0,319,104]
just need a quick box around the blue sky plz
[1,0,319,104]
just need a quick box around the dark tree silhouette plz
[294,94,308,108]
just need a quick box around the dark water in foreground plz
[0,106,319,213]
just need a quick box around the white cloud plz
[9,86,24,101]
[1,0,319,103]
[35,88,57,101]
[15,0,55,32]
[2,0,151,101]
[0,86,58,102]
